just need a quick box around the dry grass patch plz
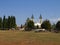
[0,30,60,45]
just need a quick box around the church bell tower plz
[39,14,42,24]
[31,14,34,21]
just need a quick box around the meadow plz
[0,30,60,45]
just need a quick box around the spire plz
[39,14,42,19]
[31,14,34,21]
[31,14,34,19]
[39,14,42,24]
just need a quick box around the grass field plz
[0,30,60,45]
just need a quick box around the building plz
[34,22,41,28]
[31,14,42,28]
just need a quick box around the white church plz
[31,15,42,28]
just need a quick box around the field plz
[0,30,60,45]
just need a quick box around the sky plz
[0,0,60,26]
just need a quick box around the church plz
[31,15,42,28]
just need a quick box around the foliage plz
[56,21,60,31]
[41,20,51,30]
[52,23,56,30]
[3,16,7,29]
[0,17,2,29]
[0,16,16,30]
[10,16,16,28]
[25,18,34,31]
[7,16,11,29]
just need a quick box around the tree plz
[10,16,16,28]
[41,20,51,30]
[56,21,60,31]
[25,18,34,31]
[52,23,56,30]
[5,18,8,28]
[26,18,30,22]
[12,16,16,28]
[3,16,7,30]
[0,16,16,30]
[0,17,2,29]
[7,16,11,29]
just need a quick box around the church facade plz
[31,15,42,28]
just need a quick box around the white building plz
[34,22,41,28]
[31,15,42,28]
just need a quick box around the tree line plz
[0,16,16,30]
[25,15,60,32]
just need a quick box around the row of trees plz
[0,16,16,30]
[41,20,60,32]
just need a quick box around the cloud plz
[57,18,60,21]
[49,18,60,24]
